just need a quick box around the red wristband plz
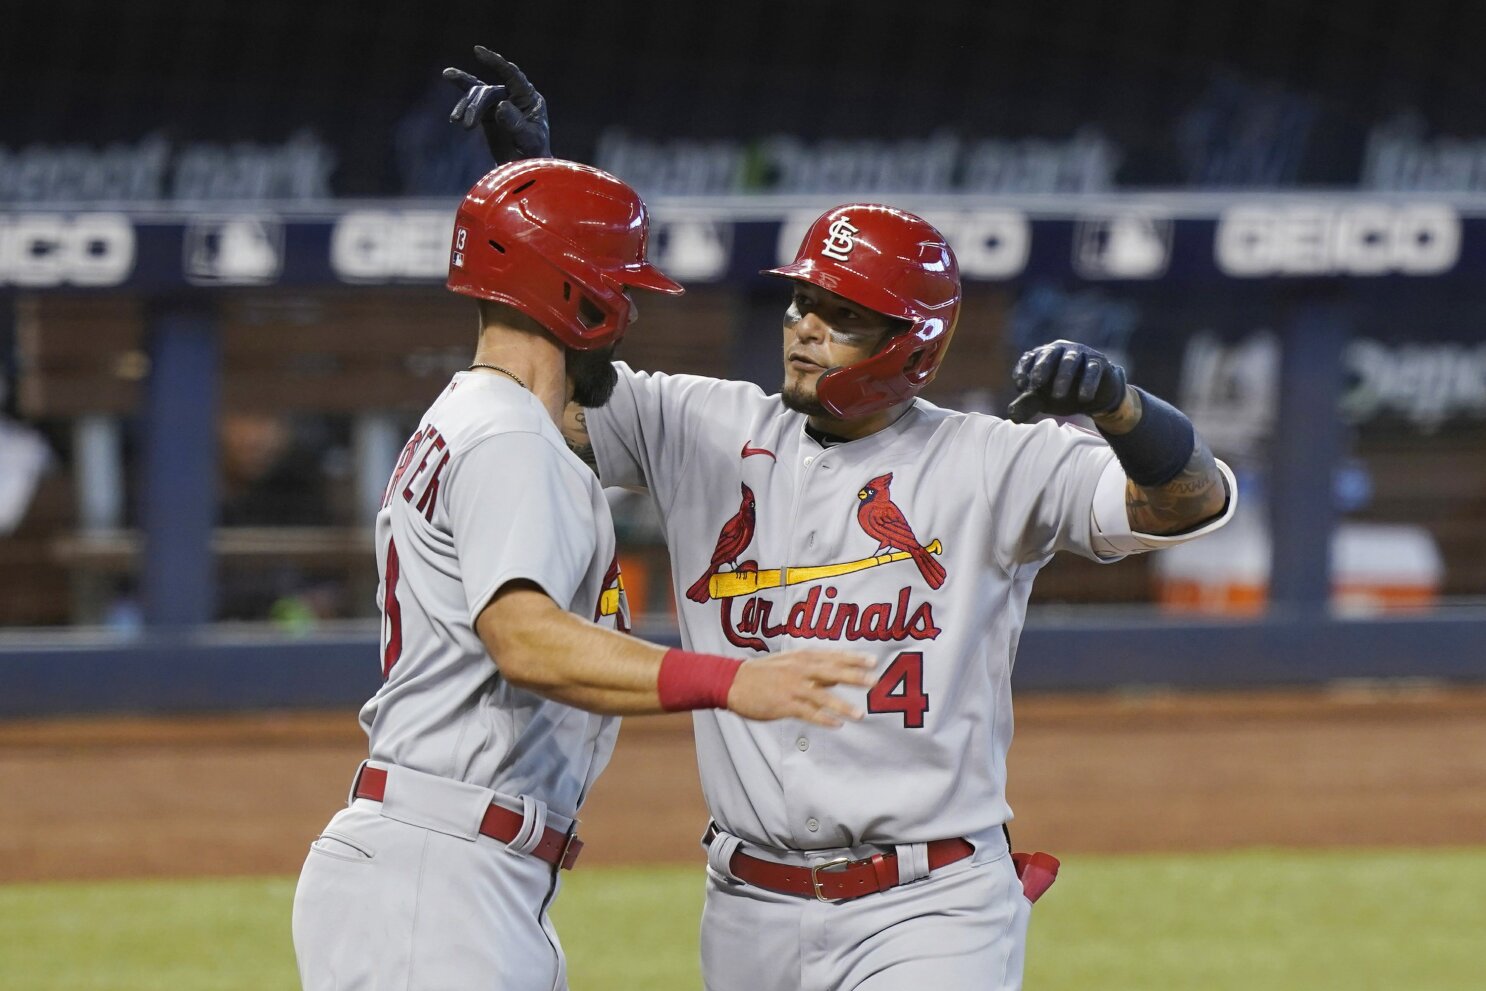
[657,648,744,712]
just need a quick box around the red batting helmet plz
[447,158,684,349]
[764,204,961,419]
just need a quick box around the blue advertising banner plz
[3,198,1484,293]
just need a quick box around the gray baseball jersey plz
[588,362,1234,852]
[357,371,625,806]
[293,371,629,991]
[588,362,1233,990]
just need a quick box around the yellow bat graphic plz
[707,540,943,600]
[599,573,626,616]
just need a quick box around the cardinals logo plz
[594,555,631,633]
[855,472,946,589]
[689,474,945,651]
[688,475,949,603]
[687,483,757,603]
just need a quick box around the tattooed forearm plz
[1124,437,1229,535]
[1091,385,1141,434]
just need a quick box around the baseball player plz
[290,158,874,991]
[448,53,1236,990]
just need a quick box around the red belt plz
[353,765,583,871]
[709,825,973,902]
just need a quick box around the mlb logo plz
[183,217,284,285]
[651,219,731,281]
[1072,213,1173,279]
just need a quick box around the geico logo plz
[0,213,135,287]
[1216,204,1460,277]
[776,210,1029,280]
[331,210,456,281]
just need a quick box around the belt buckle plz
[558,819,582,871]
[809,856,853,902]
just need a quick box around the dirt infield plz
[1,685,1484,883]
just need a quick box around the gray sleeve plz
[983,418,1118,573]
[585,361,720,505]
[444,431,599,623]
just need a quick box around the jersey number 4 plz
[866,651,929,728]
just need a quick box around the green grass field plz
[2,848,1482,990]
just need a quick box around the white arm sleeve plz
[1089,457,1239,558]
[986,418,1119,572]
[586,361,722,502]
[445,431,599,623]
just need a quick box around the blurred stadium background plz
[1,1,1484,988]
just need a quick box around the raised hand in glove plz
[442,46,551,163]
[1007,339,1128,423]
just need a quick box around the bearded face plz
[566,344,619,408]
[780,282,904,419]
[780,378,831,417]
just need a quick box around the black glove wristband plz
[1098,387,1195,487]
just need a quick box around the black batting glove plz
[1007,339,1128,423]
[442,46,552,164]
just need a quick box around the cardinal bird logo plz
[687,483,758,603]
[740,440,776,461]
[855,472,947,589]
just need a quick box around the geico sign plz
[0,213,135,287]
[331,210,455,282]
[1216,204,1459,277]
[776,209,1029,280]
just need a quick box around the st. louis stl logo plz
[820,216,860,261]
[688,473,946,651]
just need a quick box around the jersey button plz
[804,455,815,466]
[796,736,809,751]
[806,818,820,832]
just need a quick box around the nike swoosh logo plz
[741,441,776,461]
